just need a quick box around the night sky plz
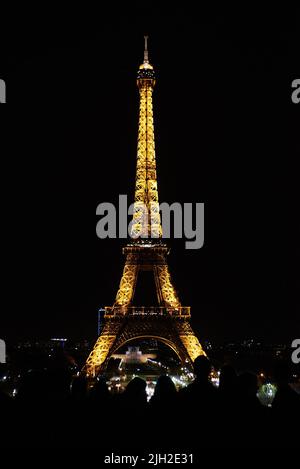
[1,5,299,344]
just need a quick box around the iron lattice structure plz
[83,38,205,378]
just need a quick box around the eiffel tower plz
[83,37,205,378]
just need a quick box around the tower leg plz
[156,264,180,308]
[114,263,138,307]
[83,321,122,377]
[175,321,206,361]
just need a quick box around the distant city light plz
[257,382,277,407]
[210,370,220,388]
[146,381,156,401]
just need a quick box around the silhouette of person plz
[89,376,111,403]
[237,372,261,410]
[149,375,178,449]
[178,356,219,446]
[271,361,300,447]
[115,377,148,449]
[0,388,13,447]
[180,356,218,405]
[218,365,238,446]
[122,376,147,409]
[219,365,237,397]
[150,375,177,408]
[272,361,300,413]
[234,372,270,447]
[70,375,87,402]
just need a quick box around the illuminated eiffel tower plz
[83,37,205,378]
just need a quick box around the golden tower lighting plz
[83,37,206,378]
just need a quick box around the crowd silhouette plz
[0,356,299,448]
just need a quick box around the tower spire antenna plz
[144,35,149,63]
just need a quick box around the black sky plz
[1,4,299,344]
